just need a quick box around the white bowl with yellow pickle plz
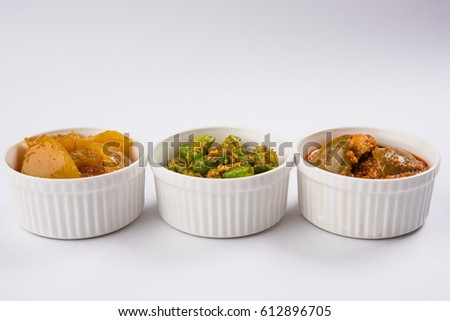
[151,126,293,238]
[3,128,147,239]
[296,127,440,239]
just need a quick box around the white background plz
[0,0,449,300]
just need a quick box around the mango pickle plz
[22,135,81,179]
[166,135,279,179]
[21,130,132,178]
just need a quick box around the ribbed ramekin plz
[151,127,293,238]
[296,127,440,239]
[3,128,147,239]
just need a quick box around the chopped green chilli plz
[166,135,279,178]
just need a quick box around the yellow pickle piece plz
[20,130,132,179]
[21,135,81,179]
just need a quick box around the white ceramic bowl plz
[151,127,293,238]
[3,128,147,239]
[296,127,440,239]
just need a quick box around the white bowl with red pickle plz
[296,127,440,239]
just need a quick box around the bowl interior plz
[153,127,292,167]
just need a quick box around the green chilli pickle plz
[166,135,279,179]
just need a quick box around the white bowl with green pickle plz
[151,127,293,238]
[296,127,440,239]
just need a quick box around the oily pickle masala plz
[307,134,428,179]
